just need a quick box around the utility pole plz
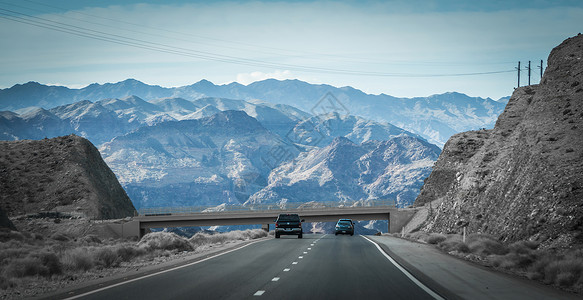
[538,60,544,81]
[516,61,521,88]
[527,61,531,85]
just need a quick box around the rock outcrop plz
[0,135,136,219]
[414,34,583,248]
[0,207,16,230]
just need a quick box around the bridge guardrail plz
[138,200,396,216]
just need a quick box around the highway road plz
[65,234,440,300]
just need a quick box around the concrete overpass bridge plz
[114,201,417,238]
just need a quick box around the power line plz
[0,6,516,78]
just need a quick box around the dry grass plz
[189,229,268,247]
[137,232,193,252]
[436,234,470,253]
[1,228,268,292]
[466,234,508,256]
[405,231,583,293]
[425,233,447,245]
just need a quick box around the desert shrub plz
[138,232,193,252]
[0,230,25,242]
[241,229,268,240]
[51,232,71,242]
[4,251,61,278]
[0,248,26,264]
[467,234,508,255]
[526,255,553,281]
[220,229,267,241]
[189,229,267,248]
[0,275,15,290]
[426,233,447,245]
[189,232,224,247]
[508,240,539,254]
[4,257,42,277]
[61,248,94,272]
[36,251,62,275]
[407,231,429,242]
[543,259,583,287]
[94,247,119,268]
[437,236,470,253]
[490,252,536,270]
[115,245,145,262]
[80,235,102,245]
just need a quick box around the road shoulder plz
[368,235,581,300]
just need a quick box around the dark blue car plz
[335,219,354,236]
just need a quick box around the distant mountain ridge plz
[0,79,507,146]
[247,135,440,208]
[0,95,311,146]
[100,110,298,209]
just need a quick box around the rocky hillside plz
[248,135,440,207]
[0,135,136,219]
[0,207,15,230]
[413,34,583,248]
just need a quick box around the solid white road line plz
[63,239,268,300]
[361,236,445,300]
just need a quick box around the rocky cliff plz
[0,135,136,219]
[414,34,583,248]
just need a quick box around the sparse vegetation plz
[0,227,268,297]
[404,231,583,293]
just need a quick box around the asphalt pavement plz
[49,233,581,300]
[59,234,438,300]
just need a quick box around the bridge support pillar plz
[388,210,417,234]
[261,224,270,232]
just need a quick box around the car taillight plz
[275,222,279,228]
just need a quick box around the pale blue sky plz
[0,0,581,99]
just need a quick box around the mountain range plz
[0,79,507,146]
[0,77,510,226]
[247,136,440,208]
[100,110,296,209]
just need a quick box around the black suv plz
[274,214,304,238]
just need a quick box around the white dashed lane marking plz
[251,235,326,297]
